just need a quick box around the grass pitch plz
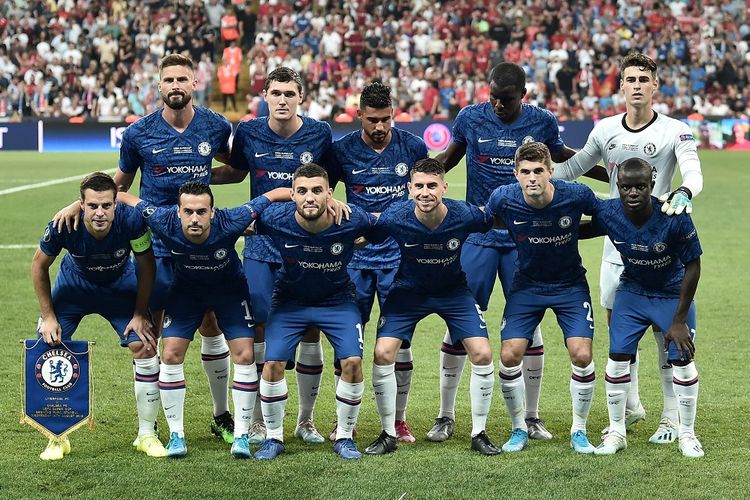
[0,151,748,499]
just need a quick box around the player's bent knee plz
[162,349,186,365]
[500,343,525,367]
[230,346,254,364]
[262,360,286,381]
[373,343,398,366]
[128,342,152,359]
[339,357,363,381]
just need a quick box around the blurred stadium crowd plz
[0,0,748,122]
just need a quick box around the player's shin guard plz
[655,330,679,422]
[625,351,641,411]
[251,342,265,425]
[134,355,160,437]
[395,348,413,422]
[469,362,494,436]
[372,363,397,436]
[335,380,364,440]
[524,325,544,420]
[499,362,526,430]
[604,359,631,436]
[570,362,595,433]
[200,334,230,417]
[159,363,186,437]
[232,363,258,437]
[260,378,288,441]
[672,362,699,437]
[296,341,324,423]
[438,329,467,419]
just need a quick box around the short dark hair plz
[293,163,329,183]
[360,81,392,110]
[178,181,214,207]
[265,66,304,94]
[619,157,655,181]
[411,158,445,177]
[80,172,116,198]
[159,53,194,73]
[490,62,526,89]
[620,52,658,78]
[515,142,551,168]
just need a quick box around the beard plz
[163,91,192,110]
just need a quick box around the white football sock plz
[159,363,186,437]
[604,358,631,436]
[672,362,699,437]
[438,328,466,419]
[335,380,364,440]
[372,363,397,436]
[524,325,544,419]
[133,355,160,437]
[654,330,679,422]
[395,347,413,422]
[200,334,230,417]
[500,362,526,431]
[296,341,323,423]
[570,362,595,433]
[251,342,265,426]
[232,363,258,437]
[469,362,494,437]
[260,378,288,442]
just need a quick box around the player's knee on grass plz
[198,310,222,337]
[338,356,363,383]
[263,360,286,381]
[302,327,320,342]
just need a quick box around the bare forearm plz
[134,253,155,315]
[674,259,700,323]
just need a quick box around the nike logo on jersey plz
[284,243,300,248]
[170,250,188,255]
[404,243,420,247]
[478,138,495,143]
[152,148,167,154]
[513,220,528,225]
[613,240,625,244]
[255,152,270,158]
[352,168,368,174]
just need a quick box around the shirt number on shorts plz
[583,301,594,329]
[355,323,364,351]
[475,304,487,327]
[241,299,254,326]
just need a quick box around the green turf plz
[1,151,748,499]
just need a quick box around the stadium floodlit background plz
[1,1,750,498]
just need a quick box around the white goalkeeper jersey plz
[554,111,703,264]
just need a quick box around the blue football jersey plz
[369,199,493,295]
[135,197,269,288]
[591,197,702,298]
[230,116,333,264]
[39,204,150,284]
[119,106,232,256]
[256,203,377,306]
[453,102,564,248]
[486,180,595,293]
[329,127,428,270]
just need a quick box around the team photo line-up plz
[32,50,703,462]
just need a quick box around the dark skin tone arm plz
[665,257,700,361]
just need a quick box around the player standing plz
[118,182,287,458]
[252,164,377,461]
[586,158,704,458]
[553,52,703,443]
[429,62,589,442]
[328,81,428,443]
[363,159,500,456]
[32,173,161,460]
[212,67,333,445]
[485,143,598,454]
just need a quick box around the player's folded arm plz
[210,164,249,184]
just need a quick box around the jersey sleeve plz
[450,107,469,146]
[225,195,273,233]
[542,110,565,153]
[466,202,494,233]
[587,201,609,238]
[580,183,599,215]
[38,222,63,257]
[484,186,505,220]
[217,113,233,156]
[672,214,702,264]
[135,200,170,238]
[122,205,153,255]
[673,122,703,198]
[229,122,250,171]
[119,125,142,174]
[552,126,604,181]
[366,210,391,244]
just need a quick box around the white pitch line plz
[0,244,37,249]
[0,168,117,196]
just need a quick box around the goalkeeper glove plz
[659,187,692,216]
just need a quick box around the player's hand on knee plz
[664,321,695,359]
[52,200,82,233]
[125,314,157,353]
[328,199,351,225]
[659,187,692,216]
